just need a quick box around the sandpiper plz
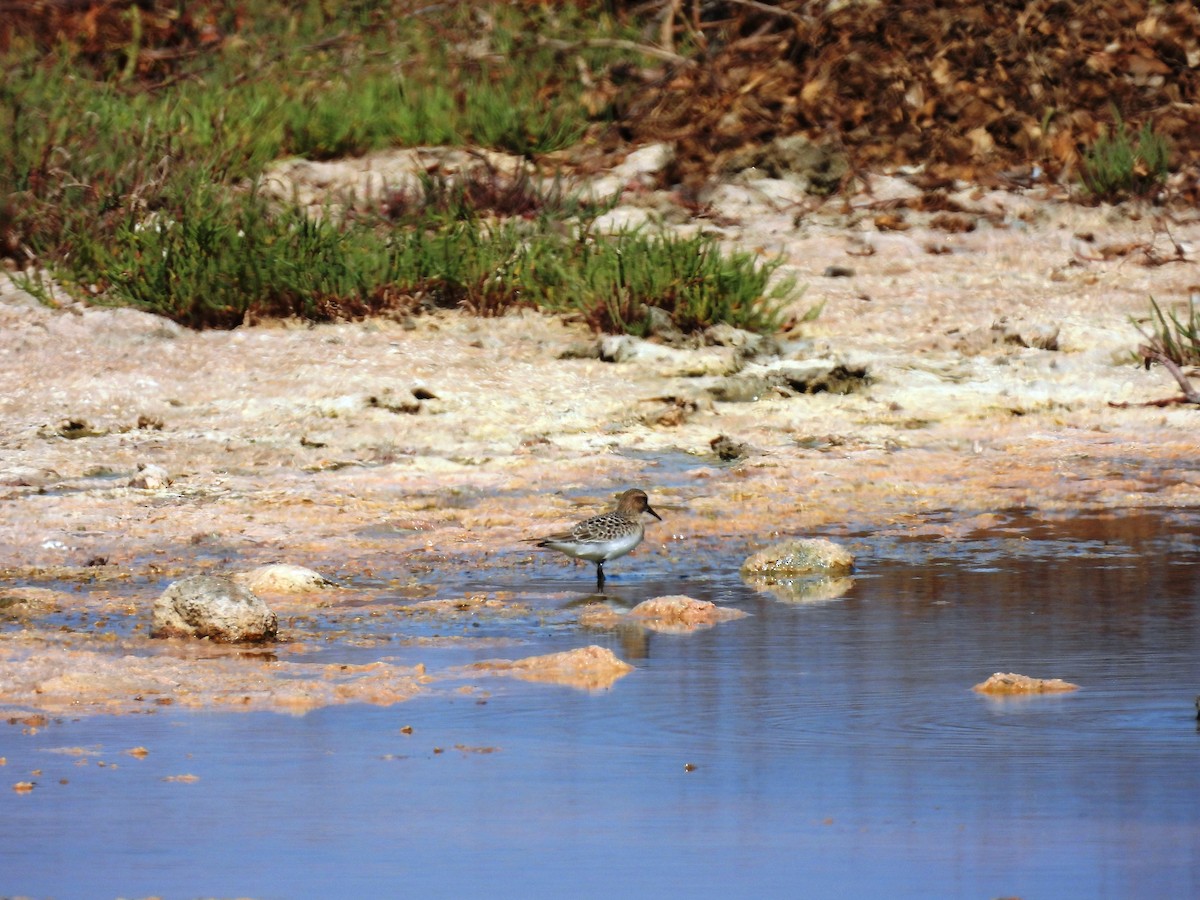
[526,488,662,589]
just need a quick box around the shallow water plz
[3,510,1199,899]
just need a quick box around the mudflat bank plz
[2,173,1198,714]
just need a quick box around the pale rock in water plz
[235,564,336,594]
[741,539,856,578]
[152,575,278,643]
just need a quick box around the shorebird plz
[526,488,662,589]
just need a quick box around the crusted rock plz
[629,595,748,630]
[580,596,747,634]
[973,672,1080,695]
[152,575,278,643]
[741,538,855,578]
[234,564,336,594]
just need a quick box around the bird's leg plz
[596,561,606,591]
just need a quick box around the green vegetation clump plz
[22,184,792,334]
[550,231,793,336]
[1131,296,1200,404]
[1135,297,1200,368]
[1,1,796,335]
[1080,116,1171,200]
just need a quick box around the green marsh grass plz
[1135,296,1200,368]
[39,184,794,335]
[2,1,797,334]
[1080,114,1170,200]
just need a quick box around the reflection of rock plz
[152,575,278,643]
[469,645,632,690]
[741,538,855,578]
[234,564,336,594]
[744,574,855,604]
[972,672,1079,695]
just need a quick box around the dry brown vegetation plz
[6,0,1200,195]
[610,1,1200,197]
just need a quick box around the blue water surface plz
[2,510,1198,899]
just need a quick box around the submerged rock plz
[972,672,1080,695]
[629,595,748,633]
[0,588,61,619]
[469,645,632,690]
[579,595,747,635]
[152,575,278,643]
[741,538,855,578]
